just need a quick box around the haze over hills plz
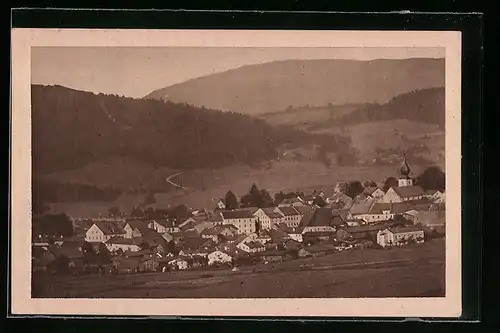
[145,58,445,115]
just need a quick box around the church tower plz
[398,154,413,187]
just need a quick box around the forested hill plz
[327,87,445,129]
[32,85,355,175]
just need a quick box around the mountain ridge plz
[145,58,445,115]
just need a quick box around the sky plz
[32,47,444,98]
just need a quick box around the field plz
[32,238,445,298]
[46,161,399,216]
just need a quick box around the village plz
[32,157,446,278]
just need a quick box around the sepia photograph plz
[11,29,462,317]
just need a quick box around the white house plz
[85,221,126,243]
[363,186,385,199]
[276,206,303,227]
[381,186,425,203]
[236,241,266,253]
[424,189,446,203]
[207,250,233,266]
[168,257,189,270]
[254,208,285,230]
[148,219,180,234]
[216,199,226,210]
[278,225,304,243]
[357,202,411,223]
[221,210,257,235]
[301,207,337,234]
[105,236,141,253]
[376,226,425,247]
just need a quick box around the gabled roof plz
[208,212,224,222]
[369,202,410,215]
[425,189,440,195]
[344,224,388,233]
[255,249,287,257]
[236,207,261,214]
[349,197,376,215]
[170,230,200,239]
[93,221,126,235]
[364,186,383,195]
[155,219,178,228]
[181,237,208,251]
[307,207,335,227]
[279,225,304,234]
[304,243,334,253]
[48,245,83,259]
[298,210,316,227]
[106,236,142,246]
[244,241,265,249]
[221,210,255,219]
[388,225,423,234]
[294,206,315,216]
[391,185,425,198]
[270,228,291,242]
[278,206,301,216]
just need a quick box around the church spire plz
[400,153,411,177]
[398,153,413,187]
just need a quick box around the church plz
[381,156,425,203]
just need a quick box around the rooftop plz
[278,206,301,216]
[392,185,425,198]
[221,210,255,219]
[94,221,126,235]
[389,225,424,234]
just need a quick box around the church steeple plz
[400,154,411,177]
[398,153,413,187]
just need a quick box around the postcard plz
[10,28,461,317]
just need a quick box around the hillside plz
[33,85,355,175]
[32,85,357,205]
[259,88,445,169]
[145,58,445,115]
[319,87,445,130]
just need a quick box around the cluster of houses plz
[32,158,445,275]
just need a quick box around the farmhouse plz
[302,207,338,234]
[200,224,239,242]
[256,249,287,262]
[207,250,233,266]
[278,225,304,243]
[346,197,376,221]
[336,224,388,242]
[363,186,385,199]
[105,236,142,253]
[358,202,411,223]
[85,221,126,243]
[237,241,266,253]
[376,226,425,247]
[404,210,446,229]
[221,210,257,235]
[424,189,446,203]
[148,219,180,234]
[215,199,226,210]
[382,186,426,203]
